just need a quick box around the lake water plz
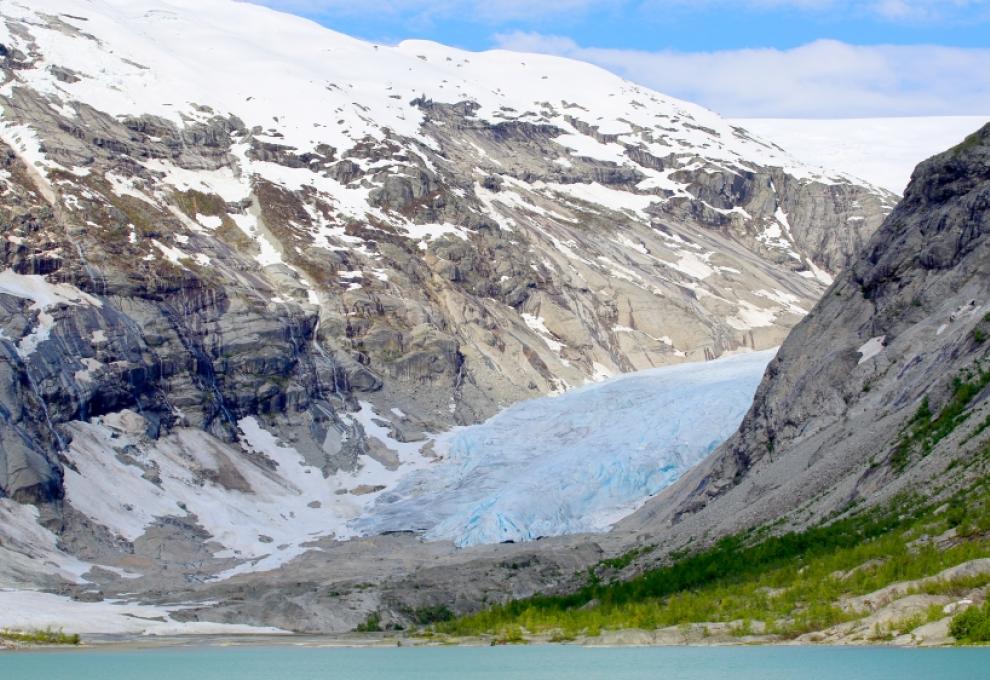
[1,645,988,679]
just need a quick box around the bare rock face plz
[0,0,894,605]
[622,123,990,547]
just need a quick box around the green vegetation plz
[871,606,945,642]
[597,545,653,572]
[950,601,990,643]
[971,314,990,345]
[492,625,527,645]
[951,128,988,157]
[894,365,990,472]
[411,606,455,626]
[433,478,990,641]
[171,189,253,254]
[355,612,383,633]
[963,414,990,445]
[172,189,228,218]
[0,628,81,646]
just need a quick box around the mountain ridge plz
[0,0,905,634]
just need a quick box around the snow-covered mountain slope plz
[356,350,772,546]
[0,0,895,405]
[735,117,989,194]
[0,0,896,597]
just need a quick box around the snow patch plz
[726,300,778,331]
[669,251,715,280]
[521,312,565,353]
[543,182,655,218]
[403,222,470,243]
[0,270,101,356]
[196,213,223,229]
[0,590,287,636]
[0,500,95,586]
[858,335,886,364]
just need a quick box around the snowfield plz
[59,406,438,581]
[0,0,869,216]
[354,350,774,546]
[0,589,287,636]
[734,117,989,194]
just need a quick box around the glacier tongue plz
[354,350,775,547]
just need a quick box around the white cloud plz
[865,0,988,20]
[492,33,990,117]
[642,0,990,21]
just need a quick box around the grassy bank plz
[434,477,990,643]
[0,628,81,646]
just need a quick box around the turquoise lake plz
[1,645,987,679]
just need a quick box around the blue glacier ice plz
[353,350,775,547]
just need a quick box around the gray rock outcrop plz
[621,123,990,550]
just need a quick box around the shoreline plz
[0,630,967,653]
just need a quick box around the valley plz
[0,0,987,653]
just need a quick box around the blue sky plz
[249,1,990,117]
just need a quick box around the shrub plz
[950,602,990,643]
[413,605,454,625]
[895,366,990,472]
[493,625,526,645]
[0,628,80,645]
[355,612,382,633]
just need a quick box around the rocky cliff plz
[0,0,896,621]
[622,122,990,549]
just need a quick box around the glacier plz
[354,350,775,547]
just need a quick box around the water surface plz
[1,644,987,679]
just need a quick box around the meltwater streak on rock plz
[354,350,774,546]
